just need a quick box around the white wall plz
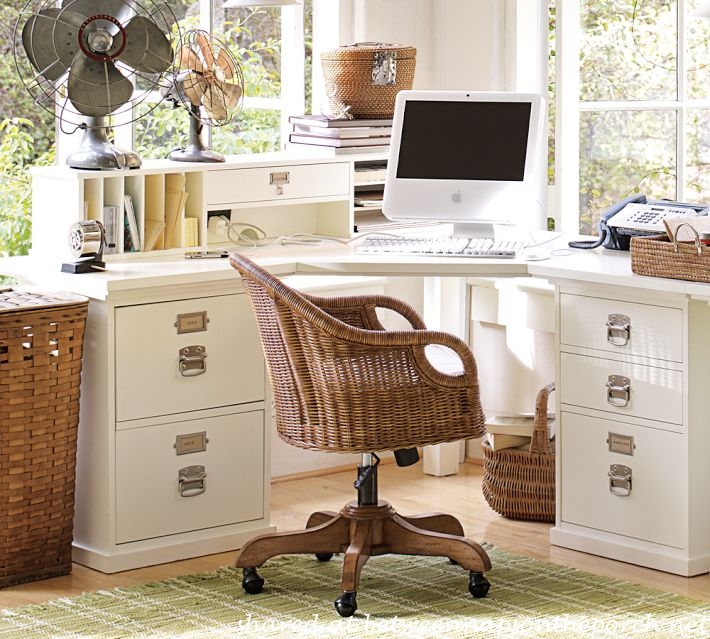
[329,0,545,93]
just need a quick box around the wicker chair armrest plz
[311,316,479,390]
[281,283,478,388]
[303,291,427,330]
[296,323,484,448]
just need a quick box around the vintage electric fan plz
[164,29,245,163]
[15,0,179,169]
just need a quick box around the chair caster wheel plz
[241,567,264,594]
[334,591,357,617]
[468,571,490,598]
[315,552,333,562]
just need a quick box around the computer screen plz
[382,90,545,238]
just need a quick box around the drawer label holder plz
[607,432,635,456]
[175,311,209,334]
[174,431,209,455]
[178,465,206,497]
[270,171,290,195]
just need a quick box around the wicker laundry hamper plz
[481,382,556,522]
[321,43,416,119]
[0,289,89,586]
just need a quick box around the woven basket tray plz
[630,226,710,283]
[0,289,89,587]
[321,43,416,119]
[481,383,556,522]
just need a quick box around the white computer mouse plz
[522,247,552,261]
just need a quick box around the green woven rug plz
[1,545,709,638]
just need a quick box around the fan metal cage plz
[172,29,245,127]
[14,0,181,169]
[163,29,245,163]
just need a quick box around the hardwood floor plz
[1,461,709,608]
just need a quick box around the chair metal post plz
[355,453,378,506]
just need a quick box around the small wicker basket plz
[630,223,710,283]
[0,289,89,587]
[481,382,556,522]
[321,43,416,119]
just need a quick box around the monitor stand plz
[452,222,496,240]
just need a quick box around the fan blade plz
[179,45,204,74]
[180,72,208,106]
[215,48,234,80]
[22,8,83,82]
[195,32,215,69]
[67,52,134,117]
[62,0,133,26]
[120,15,173,74]
[203,84,228,121]
[214,79,242,110]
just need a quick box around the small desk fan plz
[164,29,244,163]
[15,0,178,170]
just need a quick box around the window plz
[129,0,309,160]
[553,0,710,235]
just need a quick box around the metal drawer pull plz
[606,374,630,407]
[606,313,630,346]
[179,345,207,377]
[178,465,206,497]
[608,464,632,496]
[270,171,289,195]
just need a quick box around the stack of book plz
[287,114,392,154]
[484,413,556,451]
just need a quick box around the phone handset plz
[568,194,647,250]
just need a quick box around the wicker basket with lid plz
[321,42,416,119]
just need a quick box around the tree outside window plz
[555,0,710,236]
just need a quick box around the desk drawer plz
[115,410,264,543]
[560,352,682,427]
[205,162,350,207]
[115,294,264,422]
[560,293,682,362]
[560,411,685,548]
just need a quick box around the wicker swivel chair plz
[231,253,491,617]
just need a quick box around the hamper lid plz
[321,42,416,61]
[0,288,88,312]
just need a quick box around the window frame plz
[554,0,710,235]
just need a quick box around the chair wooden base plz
[236,499,492,616]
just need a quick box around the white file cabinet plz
[14,152,387,573]
[70,271,274,573]
[550,283,710,576]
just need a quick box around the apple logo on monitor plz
[451,190,463,204]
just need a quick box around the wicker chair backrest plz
[231,253,486,454]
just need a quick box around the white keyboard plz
[357,236,525,258]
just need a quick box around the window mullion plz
[677,0,688,201]
[555,0,580,234]
[280,5,305,148]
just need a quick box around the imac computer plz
[382,90,545,239]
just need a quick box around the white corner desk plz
[2,237,710,578]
